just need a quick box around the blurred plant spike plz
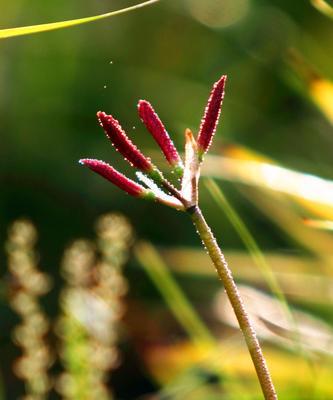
[90,213,134,391]
[95,212,133,270]
[56,213,133,399]
[56,239,109,400]
[138,100,184,174]
[6,219,53,400]
[311,0,333,19]
[80,75,278,399]
[60,239,96,288]
[0,0,159,39]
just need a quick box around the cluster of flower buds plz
[80,75,226,211]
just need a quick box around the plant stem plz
[189,205,277,400]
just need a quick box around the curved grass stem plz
[135,241,215,347]
[205,178,293,326]
[189,205,277,400]
[0,0,159,39]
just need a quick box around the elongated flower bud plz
[197,75,227,158]
[138,100,183,172]
[79,158,151,198]
[97,112,153,172]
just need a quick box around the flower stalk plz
[80,74,277,399]
[189,205,277,399]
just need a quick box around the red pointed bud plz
[97,111,153,172]
[79,158,148,198]
[138,100,183,170]
[197,75,227,158]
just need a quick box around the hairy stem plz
[189,205,277,400]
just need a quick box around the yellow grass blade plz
[204,179,293,319]
[160,247,333,305]
[134,241,216,347]
[310,78,333,123]
[146,339,333,398]
[304,218,333,231]
[202,146,333,221]
[0,0,159,39]
[311,0,333,19]
[202,180,315,370]
[288,49,333,124]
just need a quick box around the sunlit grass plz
[135,241,215,347]
[0,0,159,39]
[3,206,333,398]
[160,246,333,306]
[311,0,333,19]
[205,178,290,310]
[287,49,333,124]
[202,146,333,221]
[204,179,314,365]
[199,146,333,258]
[304,218,333,231]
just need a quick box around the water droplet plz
[109,61,113,64]
[132,126,136,130]
[103,85,107,89]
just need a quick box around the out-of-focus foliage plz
[311,0,333,20]
[4,214,132,399]
[56,214,132,399]
[6,220,53,399]
[1,0,333,398]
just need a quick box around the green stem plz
[189,205,277,400]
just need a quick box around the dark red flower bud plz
[138,100,182,169]
[97,111,152,172]
[79,158,148,197]
[197,75,227,157]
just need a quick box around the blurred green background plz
[1,0,333,399]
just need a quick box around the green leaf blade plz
[0,0,159,39]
